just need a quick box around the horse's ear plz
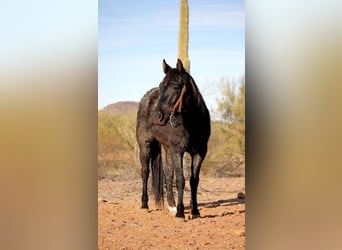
[162,59,171,74]
[176,59,185,73]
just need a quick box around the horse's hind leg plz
[140,145,150,209]
[190,152,206,216]
[150,141,164,209]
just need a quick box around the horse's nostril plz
[158,112,164,122]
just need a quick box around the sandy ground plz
[98,177,245,250]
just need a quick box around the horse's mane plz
[186,73,208,114]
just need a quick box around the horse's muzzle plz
[157,111,163,122]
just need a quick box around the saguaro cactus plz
[178,0,190,72]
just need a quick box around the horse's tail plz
[151,141,164,209]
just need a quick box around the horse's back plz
[136,87,159,143]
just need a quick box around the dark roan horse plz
[136,59,210,218]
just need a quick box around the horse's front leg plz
[164,148,176,211]
[171,150,185,218]
[190,152,205,216]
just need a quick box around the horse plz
[136,59,210,218]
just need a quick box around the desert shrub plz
[98,76,246,180]
[98,110,139,180]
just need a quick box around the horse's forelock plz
[161,69,178,86]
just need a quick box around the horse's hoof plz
[191,209,200,217]
[175,212,185,218]
[141,204,148,209]
[155,201,164,210]
[191,213,201,219]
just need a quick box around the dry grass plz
[98,106,244,181]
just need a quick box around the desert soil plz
[98,177,245,250]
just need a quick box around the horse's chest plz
[152,126,190,147]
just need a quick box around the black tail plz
[151,141,164,209]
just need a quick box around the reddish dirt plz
[98,177,245,250]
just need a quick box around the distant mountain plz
[100,101,139,115]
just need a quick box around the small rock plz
[230,229,245,237]
[237,192,245,200]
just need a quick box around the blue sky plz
[98,0,245,112]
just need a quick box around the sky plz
[98,0,245,112]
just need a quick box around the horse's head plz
[155,59,192,125]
